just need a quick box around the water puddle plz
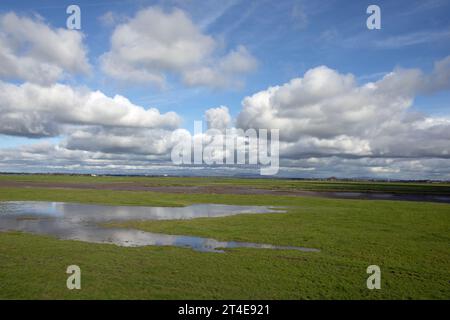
[326,192,450,203]
[0,201,319,253]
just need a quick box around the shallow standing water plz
[0,201,319,253]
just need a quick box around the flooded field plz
[0,201,319,253]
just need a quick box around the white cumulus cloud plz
[236,57,450,159]
[204,106,231,130]
[0,81,181,137]
[0,12,90,85]
[100,7,257,89]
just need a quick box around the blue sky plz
[1,0,449,118]
[0,0,449,178]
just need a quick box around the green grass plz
[0,182,449,299]
[2,174,450,194]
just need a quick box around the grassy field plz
[0,175,449,299]
[2,173,450,194]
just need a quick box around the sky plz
[0,0,449,179]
